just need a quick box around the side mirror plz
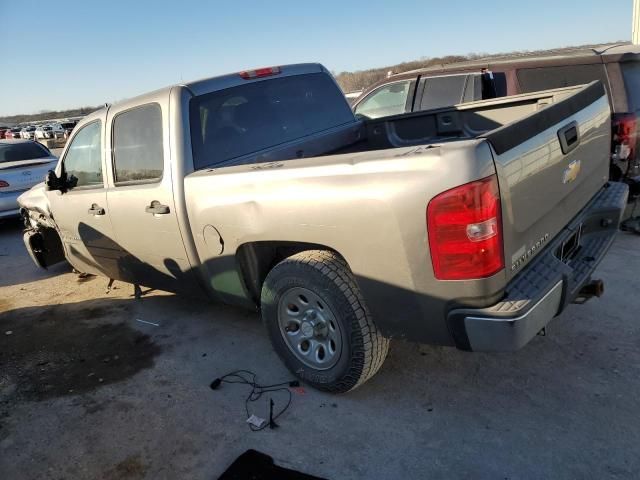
[67,174,78,189]
[45,170,78,192]
[45,170,61,191]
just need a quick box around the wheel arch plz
[236,241,347,305]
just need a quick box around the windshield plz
[0,142,51,163]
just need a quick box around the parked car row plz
[0,121,77,141]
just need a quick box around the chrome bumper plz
[447,181,629,352]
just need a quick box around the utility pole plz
[634,0,640,44]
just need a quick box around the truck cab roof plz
[72,63,333,137]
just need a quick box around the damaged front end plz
[18,184,65,269]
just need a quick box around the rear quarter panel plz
[183,140,500,344]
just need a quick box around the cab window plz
[63,121,103,188]
[189,73,354,170]
[354,81,412,119]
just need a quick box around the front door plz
[47,116,123,279]
[105,102,199,294]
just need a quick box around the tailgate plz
[484,81,611,281]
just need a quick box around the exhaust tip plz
[589,279,605,298]
[575,279,604,304]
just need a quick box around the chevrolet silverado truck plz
[18,64,628,393]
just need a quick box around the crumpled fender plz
[18,183,51,220]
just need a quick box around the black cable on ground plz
[210,370,298,431]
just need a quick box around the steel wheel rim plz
[277,286,343,370]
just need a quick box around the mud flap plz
[23,229,65,269]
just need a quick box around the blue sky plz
[0,0,633,116]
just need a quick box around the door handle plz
[145,200,170,215]
[88,204,105,216]
[557,121,580,154]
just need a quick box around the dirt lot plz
[1,217,640,479]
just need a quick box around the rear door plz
[105,101,198,294]
[46,116,123,278]
[484,82,611,281]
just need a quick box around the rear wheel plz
[261,250,389,393]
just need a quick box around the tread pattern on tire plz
[268,250,389,393]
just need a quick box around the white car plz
[34,126,49,139]
[35,125,64,139]
[50,123,66,139]
[0,139,58,218]
[20,126,36,139]
[58,121,77,139]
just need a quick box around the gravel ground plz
[1,217,639,479]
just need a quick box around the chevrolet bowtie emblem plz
[562,159,581,184]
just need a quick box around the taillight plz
[239,66,281,80]
[612,113,637,162]
[427,175,504,280]
[0,180,9,188]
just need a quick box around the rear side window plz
[354,81,412,119]
[622,62,640,112]
[190,73,354,170]
[420,75,468,110]
[112,103,163,184]
[517,64,608,93]
[0,142,50,163]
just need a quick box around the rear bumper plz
[447,181,629,352]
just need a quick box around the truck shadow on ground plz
[0,296,171,404]
[0,261,71,289]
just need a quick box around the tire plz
[261,250,389,393]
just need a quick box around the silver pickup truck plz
[18,64,628,393]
